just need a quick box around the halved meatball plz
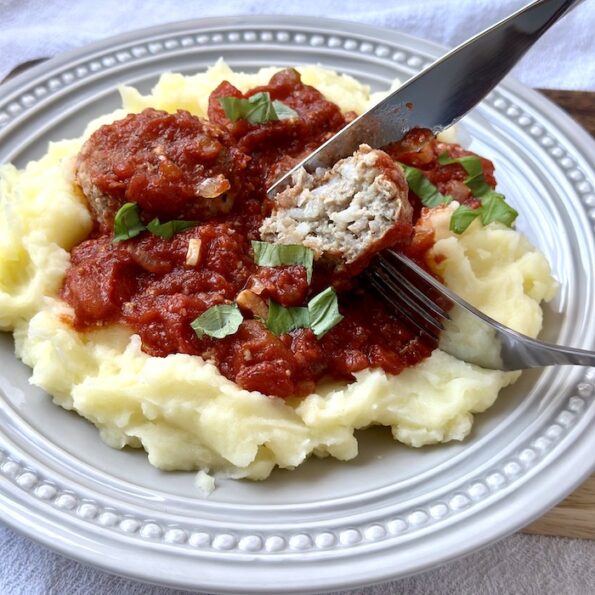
[259,144,413,275]
[75,108,251,231]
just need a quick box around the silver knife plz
[268,0,582,195]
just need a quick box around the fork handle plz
[501,334,595,369]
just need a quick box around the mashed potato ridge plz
[0,63,557,483]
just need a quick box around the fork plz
[367,250,595,370]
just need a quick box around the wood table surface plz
[2,63,594,539]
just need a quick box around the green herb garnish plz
[438,153,498,197]
[271,100,300,120]
[191,304,243,339]
[265,301,310,336]
[307,287,343,338]
[113,202,146,243]
[478,192,518,228]
[147,218,197,240]
[112,202,197,242]
[438,153,518,233]
[265,287,343,338]
[251,241,315,283]
[449,204,482,235]
[218,92,298,124]
[192,287,342,341]
[399,163,452,208]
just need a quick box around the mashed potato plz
[0,62,557,486]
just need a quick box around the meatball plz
[259,144,413,275]
[75,108,251,231]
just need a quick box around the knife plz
[268,0,582,195]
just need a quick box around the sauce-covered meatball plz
[208,68,353,187]
[260,144,413,277]
[75,108,251,231]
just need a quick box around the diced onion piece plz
[248,277,266,295]
[194,470,215,496]
[235,289,269,320]
[185,238,202,266]
[196,174,231,198]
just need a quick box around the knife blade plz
[268,0,581,196]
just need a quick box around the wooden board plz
[521,89,594,540]
[523,475,595,539]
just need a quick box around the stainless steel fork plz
[367,250,595,370]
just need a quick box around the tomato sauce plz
[62,69,493,398]
[384,128,496,218]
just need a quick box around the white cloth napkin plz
[1,0,594,593]
[0,0,594,89]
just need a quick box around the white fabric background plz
[1,0,594,593]
[0,0,594,89]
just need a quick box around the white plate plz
[0,16,594,594]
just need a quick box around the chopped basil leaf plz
[265,287,342,338]
[265,301,310,336]
[399,163,452,208]
[272,100,298,120]
[113,203,198,242]
[251,241,314,283]
[217,96,245,122]
[113,202,146,242]
[438,152,518,232]
[147,218,197,240]
[438,153,483,175]
[308,287,343,338]
[191,304,243,339]
[465,174,493,197]
[242,92,276,123]
[480,192,518,227]
[218,92,298,124]
[449,204,482,234]
[438,153,493,194]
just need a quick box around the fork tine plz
[367,270,440,342]
[371,263,445,334]
[369,250,595,372]
[378,254,451,321]
[375,267,443,331]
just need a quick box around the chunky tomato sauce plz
[62,69,493,397]
[384,128,496,218]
